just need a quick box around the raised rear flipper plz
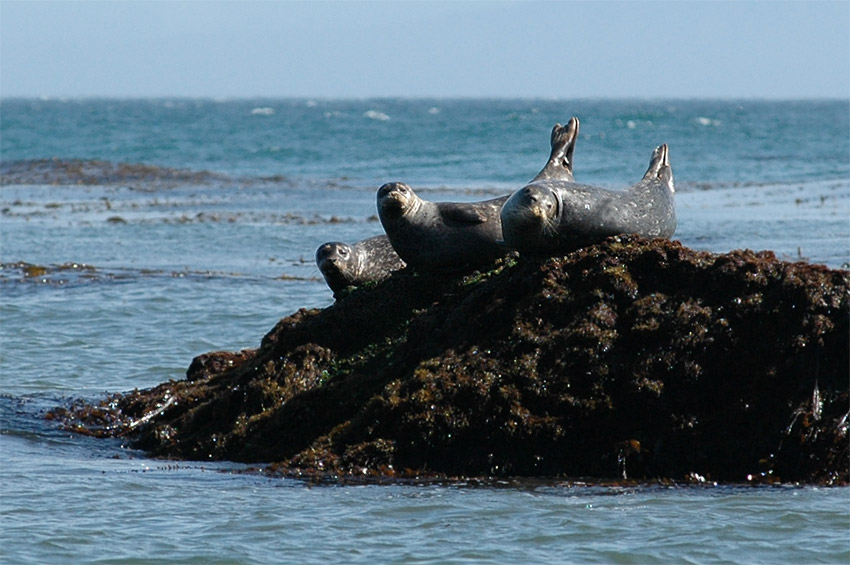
[532,116,579,182]
[641,144,673,188]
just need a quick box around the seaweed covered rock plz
[57,237,850,484]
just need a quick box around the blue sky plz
[1,0,848,99]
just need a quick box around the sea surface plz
[1,98,848,563]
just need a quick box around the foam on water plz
[364,109,391,121]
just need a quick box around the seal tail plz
[642,144,674,189]
[532,116,579,182]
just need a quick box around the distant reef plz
[0,158,227,187]
[53,236,849,485]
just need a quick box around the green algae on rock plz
[54,237,850,484]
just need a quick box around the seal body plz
[501,144,676,255]
[316,234,406,293]
[377,183,509,273]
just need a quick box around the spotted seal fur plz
[316,235,406,293]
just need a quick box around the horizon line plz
[2,95,849,103]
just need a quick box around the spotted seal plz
[500,140,676,255]
[315,235,406,293]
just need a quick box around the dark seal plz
[501,141,676,255]
[316,234,406,293]
[376,183,509,273]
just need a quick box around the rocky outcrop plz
[55,237,849,484]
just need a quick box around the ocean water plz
[1,98,848,563]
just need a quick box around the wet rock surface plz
[54,237,849,484]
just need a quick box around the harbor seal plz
[316,234,406,293]
[376,183,509,273]
[375,116,582,273]
[501,143,676,255]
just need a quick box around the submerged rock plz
[0,158,228,187]
[55,237,849,484]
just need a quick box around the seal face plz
[316,234,405,293]
[501,142,676,255]
[377,182,509,273]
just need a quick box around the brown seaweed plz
[52,236,850,485]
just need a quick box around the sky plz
[1,0,848,99]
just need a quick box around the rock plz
[56,236,849,484]
[186,349,257,382]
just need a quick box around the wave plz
[363,110,390,121]
[694,116,721,127]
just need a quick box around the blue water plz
[1,98,849,563]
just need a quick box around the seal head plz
[500,184,564,254]
[377,182,421,220]
[315,234,406,294]
[316,242,363,293]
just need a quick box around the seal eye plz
[550,189,561,217]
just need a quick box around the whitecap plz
[695,116,720,126]
[364,110,390,121]
[250,107,275,116]
[428,107,440,115]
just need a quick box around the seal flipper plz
[531,116,579,182]
[641,144,673,188]
[439,203,488,226]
